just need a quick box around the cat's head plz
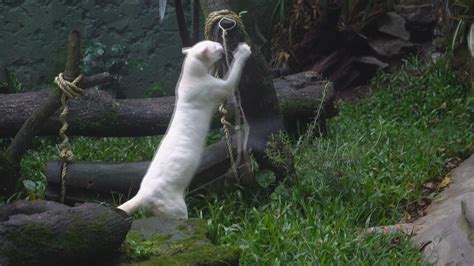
[182,41,224,66]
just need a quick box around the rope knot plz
[54,72,84,99]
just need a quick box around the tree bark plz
[0,200,131,266]
[0,73,334,137]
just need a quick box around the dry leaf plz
[437,175,451,190]
[423,181,436,190]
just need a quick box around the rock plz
[368,38,416,57]
[377,12,411,41]
[119,216,241,265]
[413,155,474,265]
[394,3,435,42]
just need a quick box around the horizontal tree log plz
[0,72,334,137]
[0,200,131,265]
[45,138,254,203]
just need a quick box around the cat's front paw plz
[233,43,252,61]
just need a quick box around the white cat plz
[118,41,252,219]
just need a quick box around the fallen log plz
[45,138,254,203]
[0,72,334,137]
[0,200,131,265]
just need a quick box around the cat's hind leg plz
[149,196,188,219]
[117,195,144,215]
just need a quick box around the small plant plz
[146,81,166,97]
[265,131,295,176]
[452,0,474,56]
[122,234,160,261]
[22,179,45,200]
[7,70,23,93]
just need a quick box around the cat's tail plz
[117,195,143,215]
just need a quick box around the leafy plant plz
[146,81,166,97]
[452,0,474,56]
[7,69,23,93]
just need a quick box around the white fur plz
[118,41,252,219]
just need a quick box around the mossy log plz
[0,200,131,266]
[0,72,334,137]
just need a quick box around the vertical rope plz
[54,73,84,203]
[217,17,240,181]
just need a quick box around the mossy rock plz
[120,216,240,265]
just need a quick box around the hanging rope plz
[54,72,84,203]
[216,16,240,181]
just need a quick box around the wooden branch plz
[81,72,113,88]
[0,200,131,265]
[6,30,81,164]
[0,72,334,137]
[193,0,201,44]
[1,30,82,196]
[175,0,191,47]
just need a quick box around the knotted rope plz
[54,72,84,203]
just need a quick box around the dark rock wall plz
[0,0,274,98]
[0,0,186,98]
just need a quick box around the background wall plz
[0,0,273,98]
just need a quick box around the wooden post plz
[1,30,82,196]
[201,1,295,185]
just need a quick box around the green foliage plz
[146,81,166,98]
[272,0,288,25]
[452,0,474,54]
[7,69,23,93]
[122,232,161,261]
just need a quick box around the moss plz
[279,98,316,116]
[121,219,241,265]
[131,244,240,266]
[3,223,55,265]
[149,233,172,243]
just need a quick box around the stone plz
[368,38,416,57]
[413,155,474,265]
[377,12,411,41]
[119,215,241,265]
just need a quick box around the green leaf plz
[455,0,474,10]
[468,23,474,57]
[22,180,36,192]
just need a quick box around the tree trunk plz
[0,200,131,266]
[0,73,334,137]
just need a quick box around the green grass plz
[195,57,473,264]
[4,56,474,264]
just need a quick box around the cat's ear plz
[182,47,191,54]
[201,47,210,57]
